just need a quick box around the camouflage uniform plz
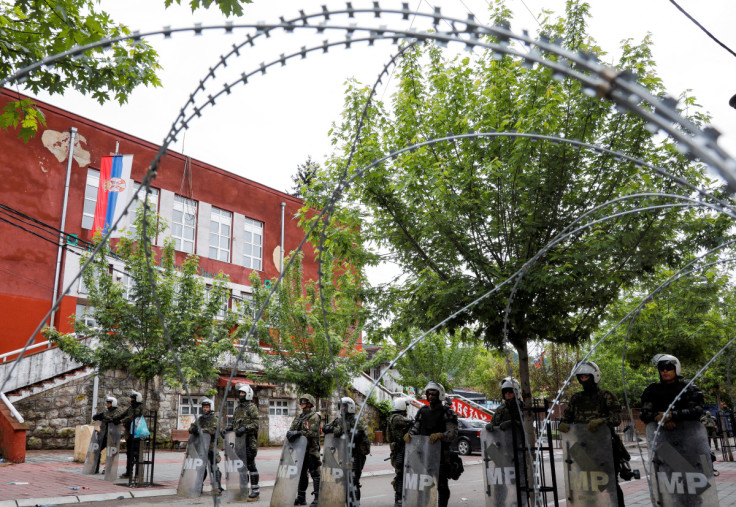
[489,398,523,429]
[91,405,122,474]
[192,408,224,490]
[290,401,322,505]
[326,413,371,501]
[387,409,412,504]
[114,400,144,478]
[232,399,260,491]
[563,385,628,506]
[408,403,459,507]
[640,379,704,424]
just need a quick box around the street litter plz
[8,482,29,485]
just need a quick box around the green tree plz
[312,0,731,412]
[44,208,239,401]
[291,156,320,198]
[379,329,483,394]
[249,250,368,402]
[594,264,735,405]
[0,0,252,141]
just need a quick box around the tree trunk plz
[516,338,538,506]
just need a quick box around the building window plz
[242,218,263,270]
[206,286,229,319]
[75,303,97,330]
[269,400,290,416]
[131,183,159,218]
[236,292,254,317]
[81,168,100,229]
[172,195,197,253]
[119,269,135,300]
[209,207,232,262]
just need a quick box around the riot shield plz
[177,432,211,498]
[82,422,103,475]
[481,426,523,507]
[402,435,441,507]
[223,430,249,502]
[103,423,122,482]
[317,434,349,507]
[270,435,308,507]
[561,423,617,506]
[646,420,719,506]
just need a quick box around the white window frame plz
[82,168,100,229]
[131,183,159,219]
[206,285,230,319]
[242,218,263,271]
[269,399,290,416]
[75,303,97,330]
[209,207,232,262]
[172,195,197,254]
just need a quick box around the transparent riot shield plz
[481,426,522,507]
[561,423,617,506]
[270,435,308,507]
[103,423,122,482]
[402,435,441,507]
[177,432,211,498]
[223,430,249,502]
[646,420,719,506]
[82,422,103,475]
[318,434,349,507]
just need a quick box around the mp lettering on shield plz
[278,464,299,478]
[405,472,435,491]
[225,459,244,473]
[657,471,708,495]
[488,465,516,485]
[184,458,204,470]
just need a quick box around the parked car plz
[451,418,487,455]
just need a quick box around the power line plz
[668,0,736,59]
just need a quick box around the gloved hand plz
[189,425,200,435]
[322,425,334,434]
[403,433,412,444]
[429,432,443,444]
[286,430,301,442]
[558,422,570,433]
[112,418,122,425]
[485,423,495,432]
[587,418,604,432]
[499,420,512,431]
[235,426,246,437]
[654,412,672,424]
[663,421,677,431]
[92,413,103,421]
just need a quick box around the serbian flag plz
[93,155,133,236]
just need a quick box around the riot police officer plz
[323,396,371,502]
[404,382,458,507]
[188,397,223,494]
[113,390,144,479]
[559,361,631,506]
[387,398,412,507]
[226,384,260,501]
[286,394,322,506]
[486,377,523,431]
[640,354,704,427]
[91,395,119,474]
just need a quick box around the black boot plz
[309,474,320,506]
[294,491,307,505]
[248,472,260,501]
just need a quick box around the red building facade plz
[0,88,318,355]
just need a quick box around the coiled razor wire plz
[2,3,736,505]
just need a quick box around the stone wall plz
[16,370,180,450]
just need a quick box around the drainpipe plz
[280,202,285,273]
[49,127,77,330]
[91,368,99,424]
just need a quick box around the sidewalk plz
[0,445,734,506]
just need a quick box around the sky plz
[19,0,736,196]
